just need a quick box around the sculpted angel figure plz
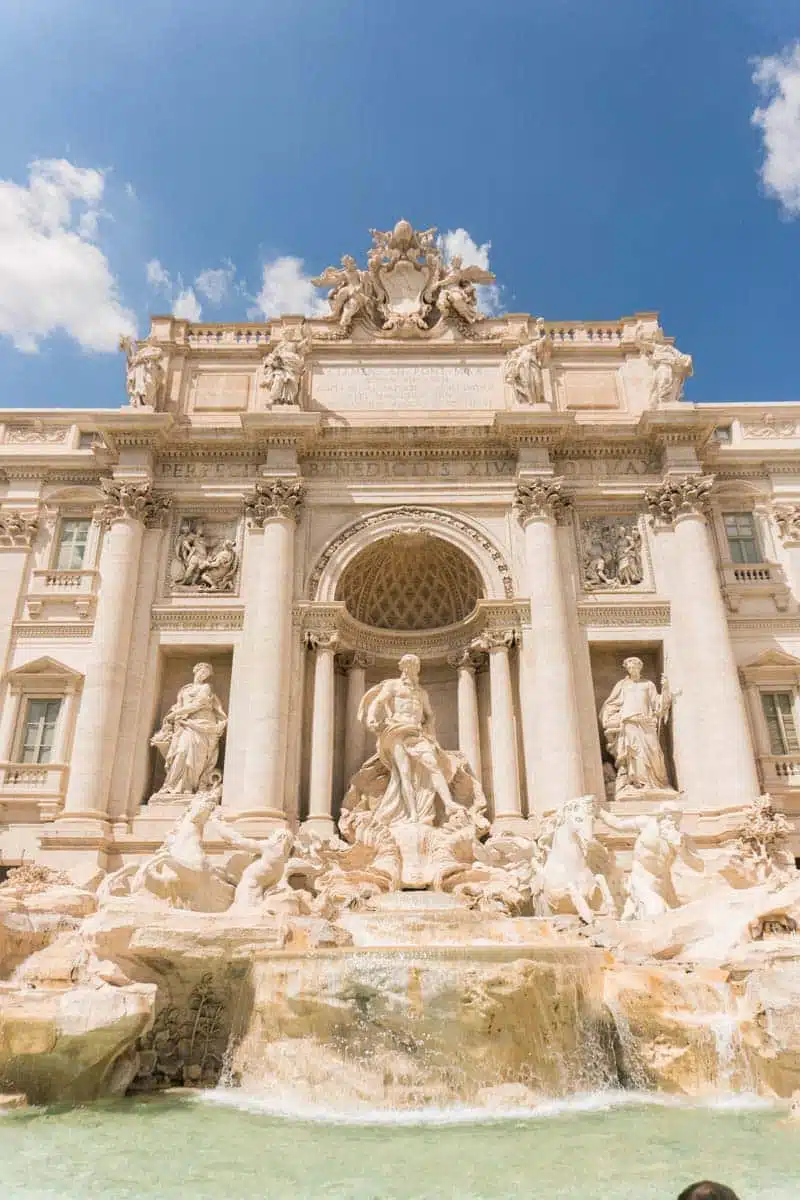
[119,336,165,408]
[602,803,703,920]
[312,255,375,332]
[434,256,494,325]
[259,329,310,408]
[600,657,672,798]
[503,318,551,404]
[356,654,465,826]
[151,662,228,797]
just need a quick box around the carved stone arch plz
[308,506,515,605]
[44,485,105,505]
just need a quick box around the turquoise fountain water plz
[1,1093,797,1199]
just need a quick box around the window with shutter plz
[761,692,800,756]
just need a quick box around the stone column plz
[515,479,584,813]
[343,651,371,786]
[646,476,759,812]
[775,505,800,598]
[62,481,169,825]
[477,630,523,830]
[306,632,339,838]
[448,647,482,782]
[235,479,303,825]
[0,510,39,675]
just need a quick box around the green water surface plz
[0,1093,796,1199]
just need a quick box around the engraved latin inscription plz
[311,362,502,411]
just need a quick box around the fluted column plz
[63,480,169,823]
[343,651,372,786]
[448,647,482,782]
[477,630,522,829]
[646,476,759,811]
[515,479,584,813]
[234,479,303,824]
[306,632,339,837]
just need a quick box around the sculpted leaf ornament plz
[644,475,714,526]
[245,479,305,526]
[514,479,571,524]
[99,479,171,527]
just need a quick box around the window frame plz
[17,697,63,764]
[0,658,84,773]
[722,511,763,565]
[53,516,92,571]
[760,691,800,757]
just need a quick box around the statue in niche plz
[432,256,493,326]
[358,653,471,826]
[535,793,617,923]
[150,663,228,799]
[341,654,489,888]
[600,657,673,799]
[170,520,239,592]
[581,518,644,590]
[634,322,693,407]
[258,327,311,408]
[119,336,165,409]
[503,317,551,404]
[601,803,703,920]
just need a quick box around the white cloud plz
[173,287,202,322]
[195,262,235,306]
[0,157,136,353]
[438,227,503,316]
[752,43,800,217]
[250,255,328,319]
[146,258,172,292]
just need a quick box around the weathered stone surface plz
[0,981,155,1105]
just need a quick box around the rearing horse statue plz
[535,794,616,924]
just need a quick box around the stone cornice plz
[294,598,530,663]
[91,411,174,453]
[637,408,717,449]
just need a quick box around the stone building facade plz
[2,221,800,872]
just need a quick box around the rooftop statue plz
[119,335,165,409]
[312,219,496,337]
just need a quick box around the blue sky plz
[0,0,798,409]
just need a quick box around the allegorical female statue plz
[600,656,672,799]
[151,662,228,797]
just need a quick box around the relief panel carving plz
[167,516,242,594]
[579,515,647,592]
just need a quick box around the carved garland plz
[307,506,515,600]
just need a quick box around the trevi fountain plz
[1,222,800,1195]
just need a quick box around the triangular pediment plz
[4,656,83,683]
[741,649,800,670]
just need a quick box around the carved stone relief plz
[774,505,800,545]
[4,425,69,444]
[0,510,40,548]
[311,219,496,338]
[580,516,645,591]
[168,517,241,594]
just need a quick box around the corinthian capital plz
[645,475,714,526]
[774,504,800,545]
[99,478,171,527]
[246,478,304,527]
[0,509,40,548]
[514,478,570,525]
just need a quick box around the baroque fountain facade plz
[2,220,800,1109]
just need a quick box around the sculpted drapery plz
[151,662,228,796]
[600,657,672,798]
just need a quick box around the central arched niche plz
[336,532,483,631]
